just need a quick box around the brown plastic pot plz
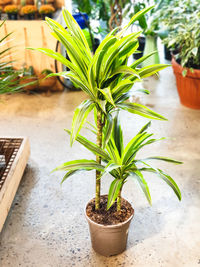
[85,198,134,257]
[172,58,200,109]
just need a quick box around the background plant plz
[39,5,55,14]
[0,21,36,94]
[160,0,200,70]
[31,8,173,211]
[21,5,37,14]
[4,5,18,14]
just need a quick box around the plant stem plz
[95,109,103,210]
[117,187,122,212]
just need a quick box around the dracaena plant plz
[31,7,172,210]
[55,114,182,212]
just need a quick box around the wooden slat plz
[0,137,30,232]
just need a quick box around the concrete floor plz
[0,67,200,267]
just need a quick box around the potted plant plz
[39,4,54,19]
[0,7,2,19]
[0,21,36,94]
[19,66,38,91]
[21,5,37,20]
[163,2,200,109]
[131,0,170,65]
[38,69,56,90]
[31,8,182,256]
[4,4,18,20]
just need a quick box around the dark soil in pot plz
[86,195,134,225]
[133,36,145,60]
[164,45,171,61]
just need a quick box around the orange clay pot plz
[172,58,200,109]
[38,74,56,90]
[19,76,38,91]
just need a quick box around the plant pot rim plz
[85,196,134,229]
[171,57,200,78]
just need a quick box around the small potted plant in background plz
[21,5,37,20]
[4,4,18,20]
[39,4,54,19]
[163,2,200,109]
[38,69,56,90]
[19,66,38,91]
[0,21,36,94]
[131,0,172,66]
[0,7,2,19]
[31,8,182,256]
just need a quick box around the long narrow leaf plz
[98,87,115,107]
[103,114,113,148]
[65,129,110,161]
[107,179,123,210]
[139,64,170,78]
[130,51,157,68]
[70,100,95,145]
[100,162,121,179]
[138,121,151,134]
[53,159,104,172]
[61,170,79,184]
[139,162,181,201]
[141,156,183,164]
[130,170,152,205]
[117,102,167,120]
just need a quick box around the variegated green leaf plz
[117,6,155,36]
[130,170,152,205]
[103,113,113,148]
[53,159,104,172]
[139,64,170,78]
[98,87,115,107]
[100,162,121,179]
[117,102,167,120]
[65,129,110,161]
[141,156,183,164]
[140,162,181,201]
[130,51,157,68]
[138,121,151,134]
[109,65,140,79]
[70,100,95,145]
[62,9,91,54]
[107,179,124,210]
[61,170,79,184]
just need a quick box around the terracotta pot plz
[0,0,11,4]
[19,76,38,91]
[85,197,134,257]
[38,74,56,90]
[172,58,200,109]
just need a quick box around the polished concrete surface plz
[0,67,200,267]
